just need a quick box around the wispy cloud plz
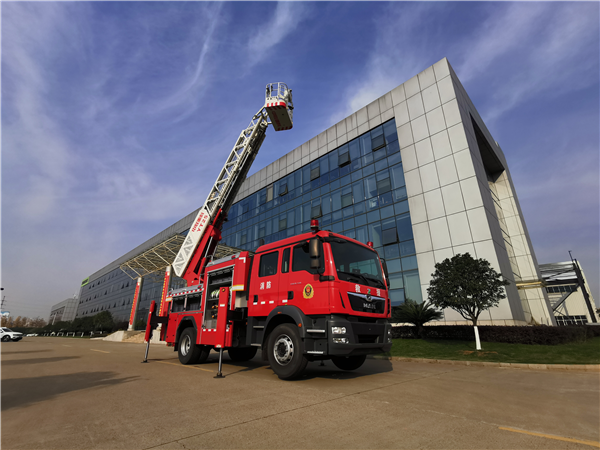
[151,3,225,121]
[333,3,443,124]
[457,3,599,121]
[246,2,310,66]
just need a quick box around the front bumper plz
[326,316,392,356]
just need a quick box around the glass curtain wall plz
[221,119,422,305]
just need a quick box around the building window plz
[556,315,588,326]
[310,167,320,181]
[382,228,398,246]
[279,183,288,196]
[311,205,322,219]
[338,152,350,167]
[377,178,391,195]
[372,134,385,151]
[341,192,353,209]
[267,185,274,202]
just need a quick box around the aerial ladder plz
[143,83,392,379]
[172,83,294,287]
[143,83,293,367]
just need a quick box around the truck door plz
[286,240,329,315]
[250,250,280,315]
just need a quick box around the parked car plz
[1,327,23,342]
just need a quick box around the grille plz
[347,293,385,314]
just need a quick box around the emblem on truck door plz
[303,284,314,299]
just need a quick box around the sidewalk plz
[369,355,600,371]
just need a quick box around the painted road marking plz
[499,427,600,448]
[157,360,213,373]
[90,349,110,354]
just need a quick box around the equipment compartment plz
[203,267,233,329]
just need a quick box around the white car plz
[1,327,23,342]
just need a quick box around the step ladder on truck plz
[144,83,393,379]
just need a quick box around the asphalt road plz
[2,337,599,449]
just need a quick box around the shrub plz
[392,300,443,338]
[391,325,592,345]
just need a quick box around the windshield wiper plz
[338,271,385,289]
[337,270,371,286]
[362,274,386,289]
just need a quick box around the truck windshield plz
[329,240,385,289]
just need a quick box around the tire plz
[228,347,258,362]
[1,336,10,342]
[331,355,367,371]
[267,323,308,380]
[178,328,203,365]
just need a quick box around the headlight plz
[333,337,349,344]
[332,327,347,334]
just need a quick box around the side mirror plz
[309,238,321,270]
[381,259,390,287]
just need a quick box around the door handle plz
[288,291,294,300]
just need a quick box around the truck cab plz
[245,227,392,378]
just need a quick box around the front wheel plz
[178,328,209,365]
[267,323,308,380]
[331,355,367,371]
[1,336,10,342]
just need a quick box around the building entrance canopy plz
[119,234,244,280]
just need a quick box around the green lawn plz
[387,337,600,365]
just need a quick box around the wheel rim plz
[181,335,191,356]
[273,334,294,366]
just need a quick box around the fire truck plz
[145,83,392,379]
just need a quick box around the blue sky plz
[2,2,598,319]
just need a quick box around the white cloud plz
[457,3,599,121]
[332,3,441,124]
[247,2,310,66]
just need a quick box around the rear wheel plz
[267,323,308,380]
[228,347,258,362]
[331,355,367,371]
[178,328,205,365]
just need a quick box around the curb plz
[367,355,600,372]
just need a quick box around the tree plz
[93,311,114,332]
[427,253,510,349]
[392,299,443,338]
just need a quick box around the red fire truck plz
[145,83,392,379]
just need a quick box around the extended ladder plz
[172,83,294,279]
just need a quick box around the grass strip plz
[387,336,600,365]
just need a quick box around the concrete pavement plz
[2,337,599,449]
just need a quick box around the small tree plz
[392,299,443,338]
[93,311,114,333]
[427,253,509,349]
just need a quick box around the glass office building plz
[74,58,556,327]
[220,118,422,306]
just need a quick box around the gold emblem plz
[303,284,314,299]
